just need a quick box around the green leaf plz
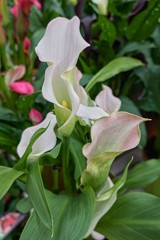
[47,187,95,240]
[29,6,43,33]
[20,211,53,240]
[14,126,48,170]
[97,160,131,201]
[85,161,131,235]
[39,142,62,165]
[124,159,160,190]
[16,198,33,213]
[96,192,160,240]
[85,57,143,91]
[126,0,160,41]
[69,136,86,182]
[0,106,19,122]
[135,66,160,114]
[120,96,147,147]
[0,166,23,200]
[17,92,40,118]
[0,123,21,147]
[27,160,53,234]
[98,16,117,46]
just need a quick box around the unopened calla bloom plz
[95,85,121,115]
[81,112,146,188]
[17,112,57,157]
[92,0,109,15]
[10,80,34,95]
[29,108,43,125]
[36,17,107,136]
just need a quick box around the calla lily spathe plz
[35,17,89,71]
[17,113,57,157]
[81,112,146,188]
[36,16,107,136]
[95,85,121,115]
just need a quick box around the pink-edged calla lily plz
[5,65,25,86]
[36,17,107,136]
[10,80,34,95]
[81,112,146,188]
[29,108,43,125]
[95,85,121,115]
[17,112,57,157]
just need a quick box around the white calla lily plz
[17,113,57,157]
[36,16,107,136]
[35,16,89,71]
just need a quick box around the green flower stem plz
[62,137,72,192]
[0,47,8,71]
[0,75,15,110]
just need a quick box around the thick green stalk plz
[62,137,72,192]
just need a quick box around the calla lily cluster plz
[16,16,146,239]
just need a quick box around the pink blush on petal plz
[10,81,34,95]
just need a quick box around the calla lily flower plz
[36,17,107,136]
[95,85,121,115]
[17,112,57,157]
[10,80,34,95]
[81,112,146,188]
[35,16,89,71]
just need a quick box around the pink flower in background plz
[23,37,31,54]
[11,0,41,18]
[10,81,34,95]
[29,108,43,125]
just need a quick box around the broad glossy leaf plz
[0,166,23,199]
[126,0,160,41]
[47,187,95,240]
[0,106,19,122]
[124,159,160,189]
[0,123,21,147]
[96,192,160,240]
[98,16,116,46]
[85,57,143,91]
[69,135,86,181]
[20,211,53,240]
[27,160,53,233]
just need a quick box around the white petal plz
[17,113,57,157]
[77,104,108,120]
[95,85,121,114]
[42,65,71,106]
[91,231,105,240]
[35,16,89,71]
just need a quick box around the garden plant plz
[0,1,160,240]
